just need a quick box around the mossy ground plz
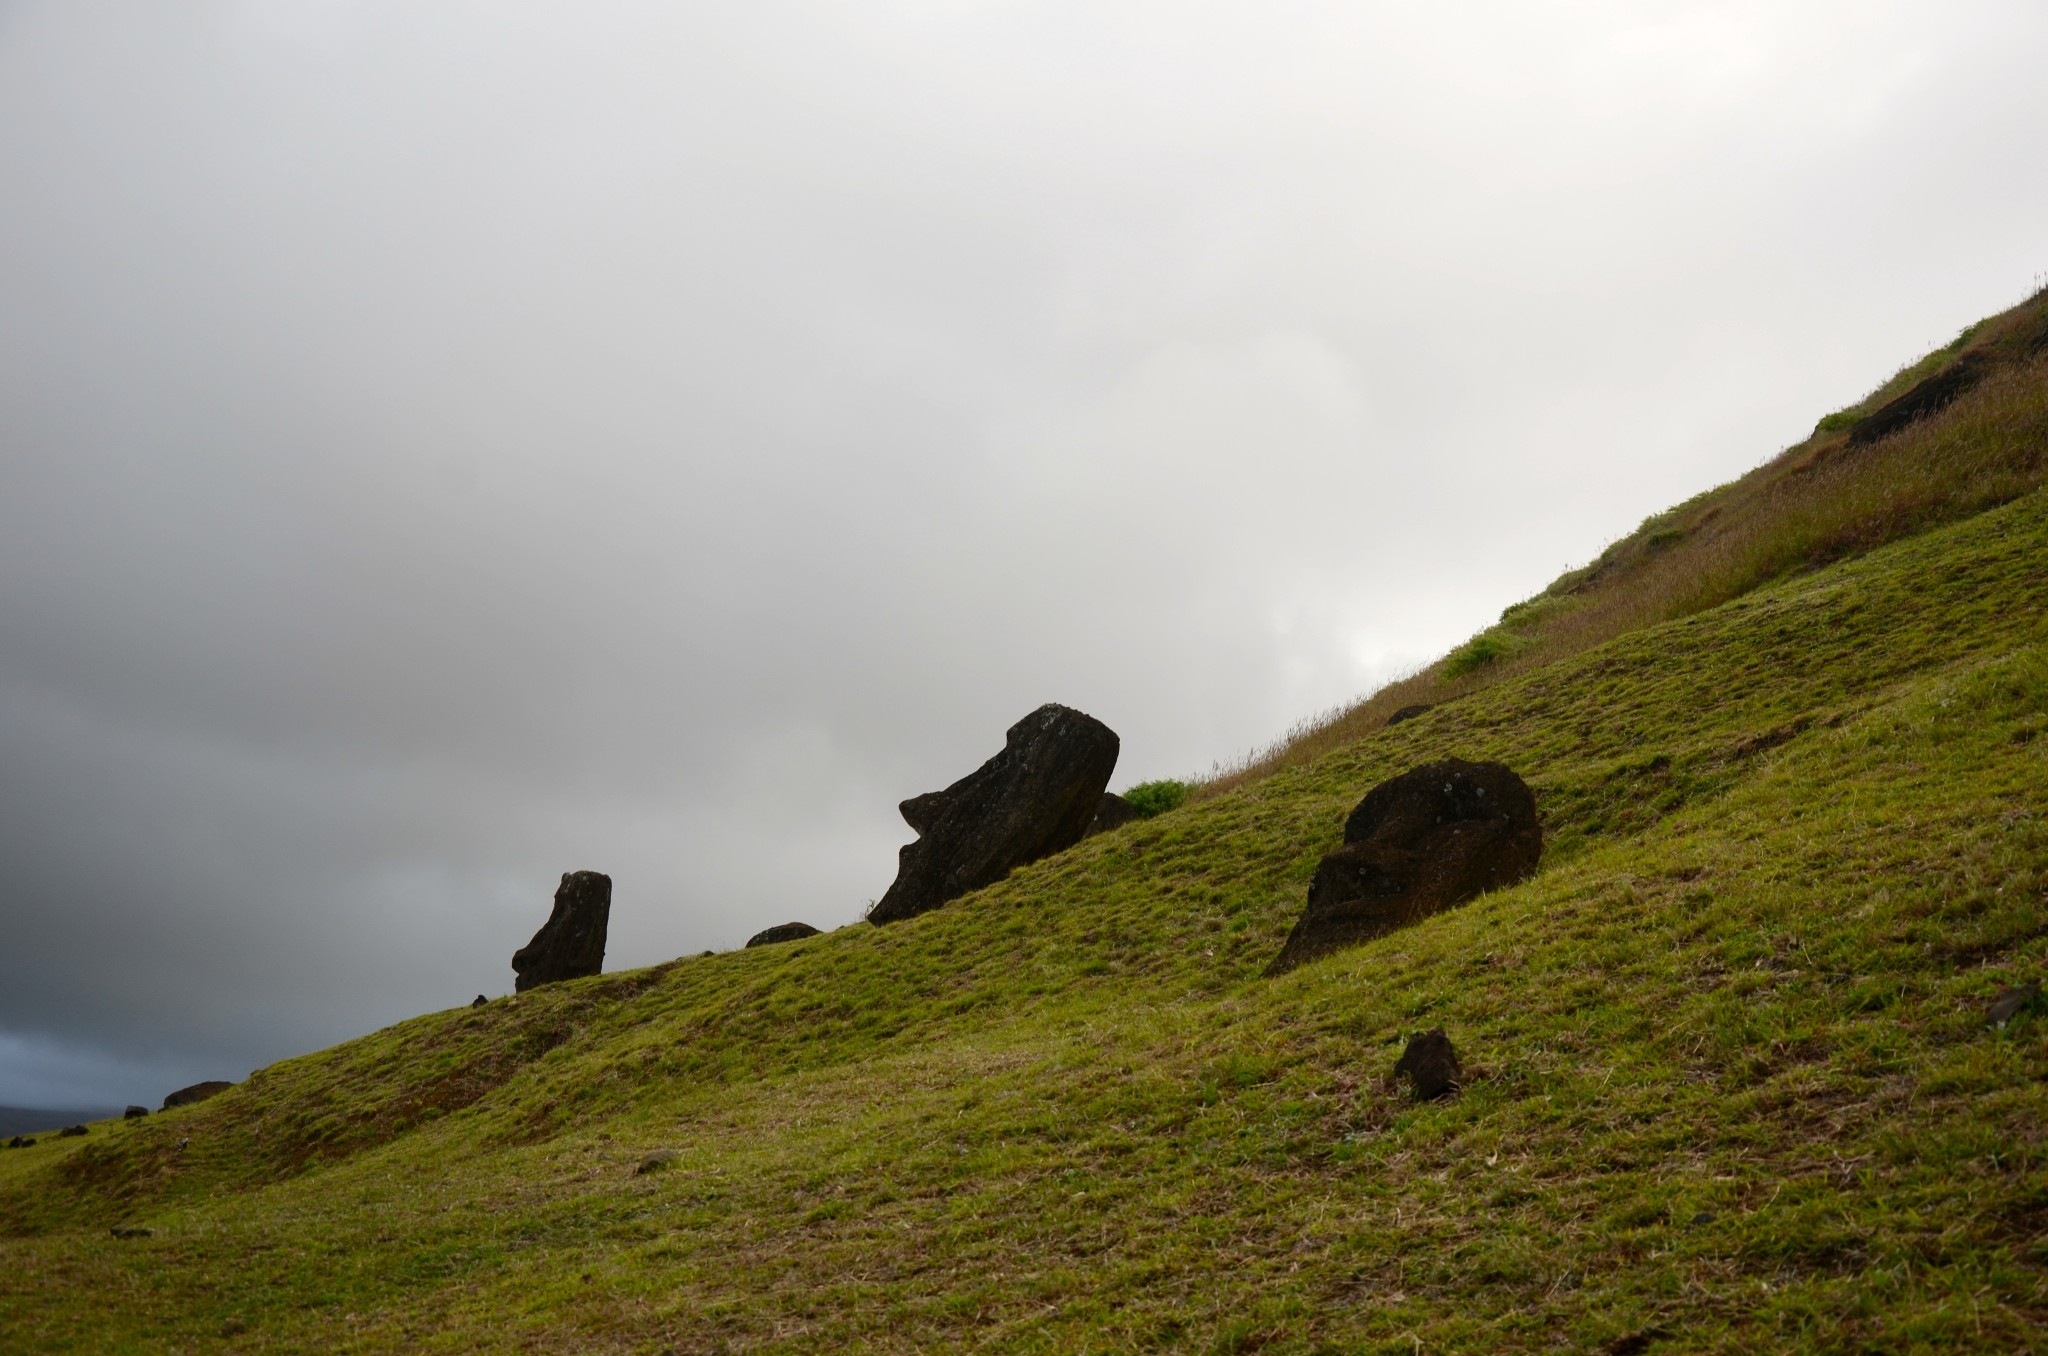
[5,477,2045,1352]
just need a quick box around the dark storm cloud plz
[3,1,2046,1105]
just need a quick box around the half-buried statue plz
[513,870,612,991]
[868,703,1119,924]
[1267,759,1541,975]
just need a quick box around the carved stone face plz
[511,870,612,991]
[867,703,1120,925]
[1269,759,1541,974]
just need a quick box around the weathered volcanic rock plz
[1267,758,1541,975]
[1394,1028,1462,1100]
[1848,351,1990,446]
[636,1149,680,1175]
[1084,791,1140,838]
[471,994,488,1009]
[58,1124,87,1137]
[123,1105,148,1119]
[746,921,821,948]
[867,704,1120,924]
[512,871,612,992]
[161,1080,234,1110]
[1988,981,2040,1028]
[1385,703,1433,727]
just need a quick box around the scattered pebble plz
[1987,981,2039,1028]
[1393,1028,1463,1100]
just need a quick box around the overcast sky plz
[3,1,2045,1109]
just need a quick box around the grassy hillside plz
[1212,284,2048,794]
[5,316,2048,1353]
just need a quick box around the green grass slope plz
[6,385,2048,1353]
[1215,284,2048,793]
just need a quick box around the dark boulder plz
[868,704,1119,924]
[1394,1028,1463,1100]
[512,870,612,992]
[1988,981,2039,1028]
[123,1106,148,1119]
[1848,351,1990,446]
[1268,758,1541,974]
[6,1136,27,1149]
[161,1080,235,1110]
[1084,792,1139,838]
[471,995,488,1009]
[1385,703,1433,727]
[58,1124,87,1137]
[746,921,821,948]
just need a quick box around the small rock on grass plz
[161,1079,234,1110]
[1393,1029,1462,1100]
[1084,791,1140,838]
[123,1105,148,1119]
[1988,981,2039,1028]
[745,922,821,948]
[471,994,487,1008]
[58,1124,88,1138]
[109,1226,153,1239]
[636,1149,679,1175]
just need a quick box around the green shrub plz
[1443,632,1509,678]
[1499,593,1575,630]
[1122,780,1189,818]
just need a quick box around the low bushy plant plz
[1442,631,1509,677]
[1121,779,1188,817]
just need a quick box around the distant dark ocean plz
[0,1106,123,1137]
